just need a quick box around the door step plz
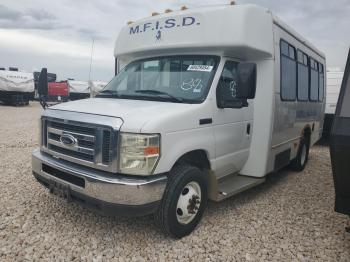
[216,174,265,201]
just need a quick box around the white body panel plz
[0,70,34,93]
[115,5,274,63]
[326,70,343,114]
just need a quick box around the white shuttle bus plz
[32,4,326,238]
[0,69,35,105]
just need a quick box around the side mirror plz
[38,68,48,97]
[236,62,257,100]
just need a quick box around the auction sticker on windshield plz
[187,65,213,72]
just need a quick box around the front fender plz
[153,127,215,174]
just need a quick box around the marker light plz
[164,9,173,13]
[181,6,188,11]
[152,12,160,16]
[127,21,133,25]
[230,1,236,5]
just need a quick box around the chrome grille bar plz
[47,138,94,155]
[48,127,95,143]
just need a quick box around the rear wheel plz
[290,137,310,171]
[154,165,208,238]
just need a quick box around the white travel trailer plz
[322,68,343,139]
[67,80,108,100]
[91,80,108,97]
[0,69,35,105]
[32,4,326,238]
[67,80,90,100]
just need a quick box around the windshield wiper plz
[134,90,183,102]
[96,90,120,98]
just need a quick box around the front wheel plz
[154,165,208,238]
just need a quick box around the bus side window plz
[309,58,319,101]
[318,63,324,101]
[297,50,309,101]
[280,40,297,101]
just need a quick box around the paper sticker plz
[187,65,213,72]
[181,78,203,93]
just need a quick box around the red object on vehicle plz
[48,82,69,97]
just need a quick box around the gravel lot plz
[0,102,349,261]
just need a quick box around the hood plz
[49,98,200,132]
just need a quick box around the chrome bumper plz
[32,149,167,211]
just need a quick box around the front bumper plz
[32,149,167,216]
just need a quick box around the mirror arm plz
[39,96,48,110]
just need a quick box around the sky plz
[0,0,349,81]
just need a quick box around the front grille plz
[102,130,111,165]
[49,121,95,135]
[42,117,118,172]
[48,144,94,162]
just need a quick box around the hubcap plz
[176,181,202,225]
[301,144,307,166]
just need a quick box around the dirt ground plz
[0,102,349,261]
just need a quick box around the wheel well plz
[303,126,312,140]
[175,150,211,171]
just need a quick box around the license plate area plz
[49,180,71,201]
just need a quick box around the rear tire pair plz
[290,137,310,171]
[154,165,208,238]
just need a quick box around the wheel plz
[290,137,310,171]
[155,164,208,238]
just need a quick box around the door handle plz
[246,123,251,135]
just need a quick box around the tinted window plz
[319,63,324,101]
[281,41,289,56]
[289,46,295,59]
[310,59,319,101]
[280,41,297,101]
[297,50,309,101]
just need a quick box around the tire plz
[154,164,208,238]
[290,137,310,172]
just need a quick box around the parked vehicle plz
[322,69,343,140]
[0,69,35,106]
[34,71,57,100]
[90,81,108,98]
[67,80,90,100]
[32,4,326,238]
[48,81,69,102]
[330,49,350,232]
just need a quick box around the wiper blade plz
[99,89,118,94]
[135,89,183,102]
[96,90,120,97]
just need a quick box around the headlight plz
[119,133,160,176]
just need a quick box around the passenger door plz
[213,59,254,177]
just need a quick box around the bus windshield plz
[99,55,219,103]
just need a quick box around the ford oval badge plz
[60,134,77,146]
